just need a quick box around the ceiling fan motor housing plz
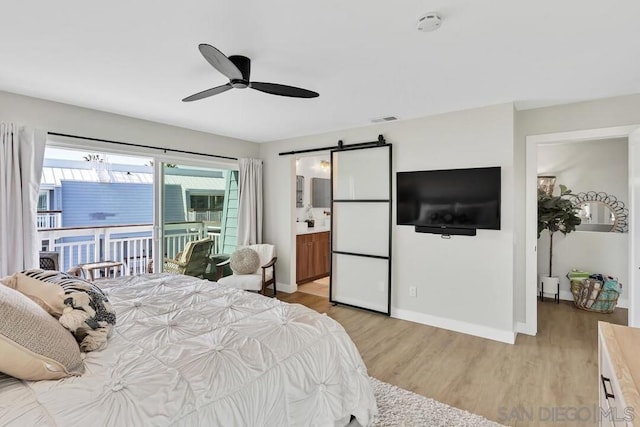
[229,55,251,88]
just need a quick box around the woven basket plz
[570,279,619,313]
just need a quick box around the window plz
[38,144,239,275]
[38,190,49,211]
[189,194,224,211]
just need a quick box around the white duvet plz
[0,273,377,426]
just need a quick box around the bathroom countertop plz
[296,224,331,235]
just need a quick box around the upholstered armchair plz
[216,244,277,297]
[164,238,213,278]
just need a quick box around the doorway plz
[536,138,629,323]
[294,154,331,298]
[525,125,640,334]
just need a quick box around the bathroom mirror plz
[570,191,628,233]
[311,177,331,208]
[296,175,304,208]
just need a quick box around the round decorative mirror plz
[570,191,628,233]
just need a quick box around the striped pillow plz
[5,270,116,352]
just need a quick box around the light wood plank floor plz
[277,292,627,426]
[297,276,329,297]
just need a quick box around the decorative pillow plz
[6,270,116,352]
[0,284,84,380]
[230,248,260,275]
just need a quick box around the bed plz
[0,273,377,426]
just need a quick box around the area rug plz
[370,377,504,427]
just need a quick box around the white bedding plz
[0,273,377,426]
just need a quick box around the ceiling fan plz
[182,44,319,102]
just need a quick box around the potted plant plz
[537,184,582,300]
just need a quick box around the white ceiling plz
[2,1,640,143]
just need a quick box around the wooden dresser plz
[598,322,640,426]
[296,231,330,284]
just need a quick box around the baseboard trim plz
[391,308,516,344]
[516,321,536,336]
[541,290,628,309]
[276,282,297,294]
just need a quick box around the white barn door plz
[330,143,392,314]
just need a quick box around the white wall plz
[261,103,516,343]
[515,93,640,323]
[295,154,331,225]
[536,138,629,305]
[537,138,628,199]
[537,232,628,305]
[0,90,259,161]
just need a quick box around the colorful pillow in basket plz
[567,269,590,284]
[576,278,602,309]
[1,269,116,352]
[603,276,622,293]
[591,276,621,313]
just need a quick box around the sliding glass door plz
[41,137,239,279]
[159,163,239,277]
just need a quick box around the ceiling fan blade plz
[198,44,242,81]
[250,82,319,98]
[182,83,233,102]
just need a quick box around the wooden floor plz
[297,276,329,297]
[277,292,627,426]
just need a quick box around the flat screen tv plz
[396,167,501,233]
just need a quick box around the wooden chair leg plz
[272,268,277,298]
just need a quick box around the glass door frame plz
[329,143,393,315]
[44,134,238,275]
[153,156,239,274]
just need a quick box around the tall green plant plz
[537,184,582,277]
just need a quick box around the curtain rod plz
[278,134,386,156]
[47,132,239,161]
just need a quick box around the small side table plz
[79,261,124,281]
[539,279,560,303]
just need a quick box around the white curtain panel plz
[237,158,263,246]
[0,123,46,277]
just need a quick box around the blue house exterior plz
[61,181,153,227]
[39,158,237,272]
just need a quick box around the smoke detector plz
[417,12,442,32]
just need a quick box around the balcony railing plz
[37,211,62,229]
[187,210,222,223]
[38,222,222,276]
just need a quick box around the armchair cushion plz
[229,248,260,275]
[218,274,263,291]
[178,238,211,264]
[216,244,277,297]
[250,244,276,270]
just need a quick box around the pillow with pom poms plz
[1,269,115,352]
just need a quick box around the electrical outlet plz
[409,286,417,297]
